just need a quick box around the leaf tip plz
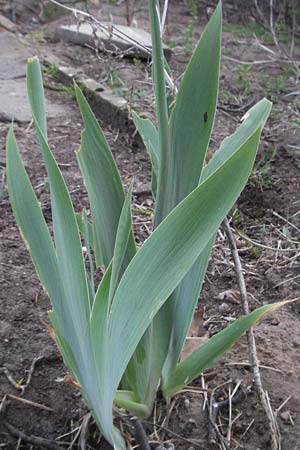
[27,56,39,65]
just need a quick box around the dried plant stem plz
[253,0,300,77]
[0,401,63,450]
[48,0,176,93]
[132,418,151,450]
[223,217,281,450]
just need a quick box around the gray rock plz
[56,23,172,60]
[0,78,66,123]
[0,79,32,122]
[42,53,129,129]
[0,32,29,80]
[0,13,18,32]
[219,302,230,314]
[292,338,300,348]
[0,33,66,123]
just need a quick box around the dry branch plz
[223,217,281,450]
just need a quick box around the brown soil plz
[1,1,300,449]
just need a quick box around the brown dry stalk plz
[223,216,281,450]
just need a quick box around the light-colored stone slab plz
[0,78,66,123]
[56,23,171,59]
[0,13,18,32]
[0,32,66,123]
[42,53,129,130]
[0,32,29,80]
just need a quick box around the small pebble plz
[184,418,196,432]
[270,318,280,326]
[280,410,291,422]
[219,302,230,314]
[292,338,300,348]
[184,398,190,408]
[166,444,175,450]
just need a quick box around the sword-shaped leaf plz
[162,98,272,385]
[122,0,171,404]
[162,237,214,383]
[107,127,261,400]
[163,300,291,396]
[27,57,91,341]
[27,59,126,449]
[132,112,159,199]
[75,84,135,268]
[166,2,222,211]
[201,98,272,182]
[6,128,60,313]
[149,0,170,226]
[109,182,135,303]
[149,0,222,399]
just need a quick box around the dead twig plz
[0,401,63,450]
[142,418,209,450]
[223,217,281,450]
[208,383,251,449]
[161,0,169,35]
[223,54,300,68]
[131,418,151,450]
[218,97,257,114]
[0,356,44,395]
[272,210,300,235]
[1,394,53,412]
[253,0,300,78]
[1,419,64,450]
[236,230,300,253]
[0,367,23,392]
[78,412,92,450]
[48,0,176,94]
[225,361,282,374]
[22,356,44,392]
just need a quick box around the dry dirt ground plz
[0,1,300,449]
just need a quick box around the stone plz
[219,302,230,314]
[280,410,291,422]
[0,13,18,32]
[0,79,34,122]
[42,53,129,130]
[292,338,300,348]
[56,22,172,60]
[0,78,66,123]
[0,32,66,122]
[0,32,29,80]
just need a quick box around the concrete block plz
[56,22,171,60]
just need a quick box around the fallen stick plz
[223,217,281,450]
[0,412,63,450]
[132,418,151,450]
